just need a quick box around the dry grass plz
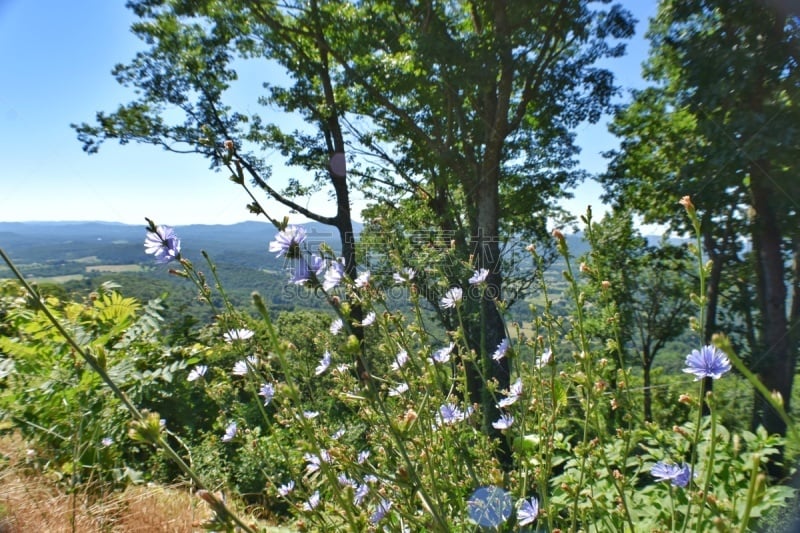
[0,433,209,532]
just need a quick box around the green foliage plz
[2,209,799,531]
[602,0,800,445]
[0,281,178,489]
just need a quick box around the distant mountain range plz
[0,221,354,266]
[1,220,673,271]
[0,220,344,246]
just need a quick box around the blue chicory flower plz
[304,450,331,474]
[222,422,237,442]
[277,480,295,497]
[431,342,455,364]
[269,225,307,259]
[315,350,332,376]
[223,328,254,342]
[289,257,311,285]
[370,499,392,524]
[683,345,731,380]
[354,483,369,506]
[440,287,463,309]
[361,311,377,326]
[338,473,357,487]
[144,225,181,264]
[436,403,467,426]
[651,461,692,488]
[303,490,320,511]
[187,365,207,382]
[258,382,275,405]
[536,348,553,367]
[393,267,415,284]
[391,350,409,371]
[497,378,523,408]
[355,270,371,288]
[323,260,345,290]
[388,382,409,396]
[492,413,514,430]
[492,338,510,361]
[517,496,539,526]
[469,268,489,285]
[232,355,258,376]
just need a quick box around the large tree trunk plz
[749,164,793,467]
[311,0,366,378]
[468,157,511,466]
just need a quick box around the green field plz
[85,264,144,273]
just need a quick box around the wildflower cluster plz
[1,195,788,533]
[131,213,795,531]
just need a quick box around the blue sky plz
[0,0,658,226]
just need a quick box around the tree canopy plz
[602,0,799,455]
[75,0,636,451]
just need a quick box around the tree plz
[73,0,373,371]
[329,0,635,444]
[629,244,692,422]
[602,0,799,461]
[74,0,636,455]
[583,208,692,422]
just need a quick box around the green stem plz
[201,250,237,315]
[738,453,761,532]
[681,379,706,533]
[669,486,677,533]
[695,404,718,533]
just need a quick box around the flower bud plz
[679,195,695,212]
[673,425,690,438]
[128,411,164,445]
[771,390,784,407]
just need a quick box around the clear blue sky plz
[0,1,658,226]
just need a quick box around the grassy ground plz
[0,479,205,532]
[0,433,297,532]
[0,431,207,531]
[0,477,205,531]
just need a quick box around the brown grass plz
[0,434,209,532]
